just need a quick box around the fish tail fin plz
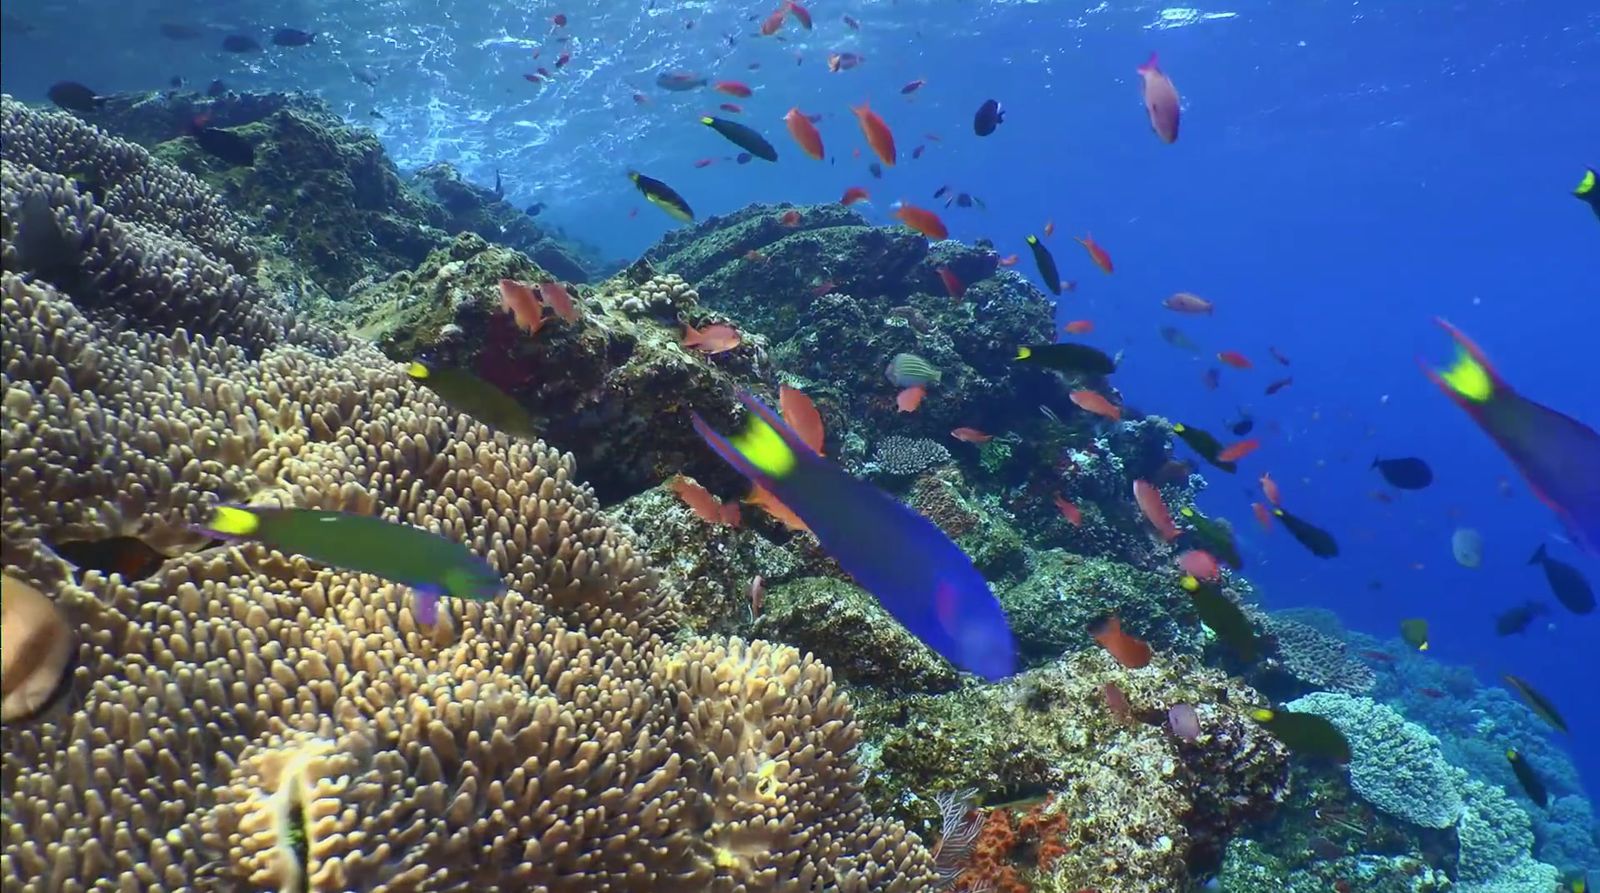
[1370,456,1379,470]
[1423,317,1503,407]
[1137,52,1159,73]
[1529,543,1547,565]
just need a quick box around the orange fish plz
[1063,320,1094,335]
[693,157,716,168]
[897,384,926,412]
[1043,219,1055,237]
[719,102,743,114]
[784,107,825,160]
[1217,350,1252,369]
[536,280,580,322]
[682,322,741,354]
[1076,234,1113,273]
[950,427,992,443]
[743,249,767,263]
[498,278,547,335]
[1177,549,1221,581]
[1089,614,1152,669]
[997,253,1019,267]
[1259,472,1281,506]
[670,476,742,528]
[1102,681,1133,722]
[1070,389,1121,422]
[746,483,810,532]
[760,8,785,35]
[893,203,947,239]
[715,80,752,97]
[779,385,825,455]
[839,185,869,205]
[784,0,813,29]
[1132,479,1179,541]
[851,102,896,165]
[1217,438,1260,463]
[936,265,965,299]
[780,209,802,226]
[1251,501,1274,532]
[1053,493,1083,526]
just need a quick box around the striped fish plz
[885,352,943,387]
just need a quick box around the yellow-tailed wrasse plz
[700,116,778,162]
[1399,617,1429,651]
[1025,234,1061,295]
[692,390,1016,679]
[1014,343,1116,376]
[1181,574,1257,661]
[1424,318,1600,556]
[194,505,504,626]
[1502,673,1568,733]
[1177,506,1242,569]
[1505,748,1549,808]
[1250,708,1351,763]
[629,171,694,222]
[1561,869,1589,893]
[1272,506,1339,558]
[1577,168,1599,222]
[407,361,538,440]
[1170,423,1238,473]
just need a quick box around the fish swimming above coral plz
[1424,318,1600,555]
[194,505,505,626]
[692,390,1016,680]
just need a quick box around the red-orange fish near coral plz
[1259,472,1282,506]
[536,280,580,322]
[839,186,869,205]
[851,102,896,165]
[783,107,825,161]
[784,0,812,29]
[779,385,825,455]
[897,384,926,412]
[1251,501,1274,532]
[1217,438,1260,463]
[1053,494,1083,526]
[671,476,741,527]
[1177,549,1221,581]
[1217,350,1252,369]
[1070,389,1121,422]
[719,102,743,114]
[780,209,802,226]
[998,253,1019,267]
[936,265,965,299]
[1133,479,1179,541]
[745,483,810,532]
[498,278,547,335]
[951,427,992,443]
[1089,614,1152,669]
[682,322,741,354]
[715,80,752,98]
[1076,234,1113,273]
[1063,320,1094,335]
[893,203,947,239]
[760,8,785,35]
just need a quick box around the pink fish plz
[748,574,766,619]
[1163,292,1212,314]
[536,280,580,322]
[1136,52,1180,144]
[1133,479,1180,541]
[682,322,741,354]
[1177,549,1221,581]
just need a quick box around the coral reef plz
[1456,777,1562,893]
[1256,609,1377,697]
[1284,692,1463,829]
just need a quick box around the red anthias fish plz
[1136,52,1180,143]
[1076,234,1113,273]
[1424,318,1600,554]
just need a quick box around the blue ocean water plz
[3,0,1596,807]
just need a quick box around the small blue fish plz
[692,391,1016,679]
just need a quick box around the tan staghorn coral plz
[1,93,259,273]
[1,272,932,891]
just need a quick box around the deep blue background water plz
[3,0,1597,799]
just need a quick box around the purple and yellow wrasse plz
[692,391,1016,679]
[1423,318,1600,555]
[194,505,504,625]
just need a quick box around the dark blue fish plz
[655,70,707,91]
[271,28,315,47]
[222,34,262,52]
[693,391,1017,679]
[1425,318,1600,555]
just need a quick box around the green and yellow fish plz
[629,170,694,222]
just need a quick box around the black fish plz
[493,168,504,201]
[629,170,693,222]
[1503,673,1567,733]
[1274,507,1339,557]
[222,34,263,53]
[869,161,883,179]
[191,126,255,167]
[1372,455,1433,489]
[699,116,777,161]
[1025,234,1060,295]
[206,79,228,97]
[368,109,385,120]
[46,81,103,113]
[1529,544,1595,614]
[1265,376,1293,395]
[1506,749,1549,808]
[271,28,316,47]
[169,75,185,88]
[1229,410,1254,436]
[1251,708,1351,762]
[1171,423,1238,473]
[159,22,204,40]
[736,152,752,164]
[1182,575,1257,660]
[1014,343,1116,376]
[973,98,1004,136]
[1177,507,1243,569]
[1494,600,1548,636]
[933,184,951,199]
[1576,168,1599,223]
[524,202,545,217]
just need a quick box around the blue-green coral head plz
[692,391,1017,680]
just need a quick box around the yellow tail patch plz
[1249,708,1275,723]
[731,416,797,478]
[1440,346,1493,403]
[406,361,431,380]
[208,505,262,536]
[1578,169,1596,196]
[1015,347,1032,360]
